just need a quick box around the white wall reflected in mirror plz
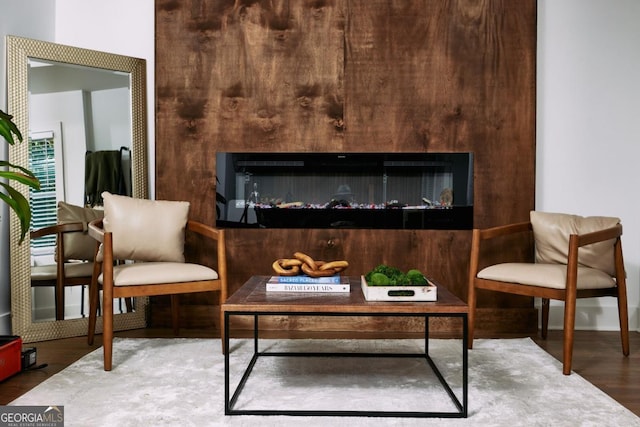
[27,58,133,323]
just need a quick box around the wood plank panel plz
[154,0,537,334]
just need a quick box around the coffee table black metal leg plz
[227,312,262,414]
[462,314,468,417]
[224,311,230,415]
[424,315,430,354]
[253,314,259,352]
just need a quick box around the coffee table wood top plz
[223,276,468,315]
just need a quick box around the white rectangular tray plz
[360,275,437,301]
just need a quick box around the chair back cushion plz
[57,201,104,261]
[530,211,620,276]
[102,192,190,262]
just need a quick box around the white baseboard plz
[539,301,639,332]
[32,302,87,322]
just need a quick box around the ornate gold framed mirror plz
[7,35,149,342]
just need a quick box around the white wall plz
[537,0,640,330]
[30,90,89,206]
[54,0,155,196]
[90,88,132,152]
[0,0,56,334]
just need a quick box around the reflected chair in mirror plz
[468,211,629,375]
[87,192,228,371]
[30,223,94,321]
[30,202,104,321]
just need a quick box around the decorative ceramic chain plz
[272,252,349,277]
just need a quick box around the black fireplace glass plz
[215,152,473,230]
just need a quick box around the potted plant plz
[0,109,40,243]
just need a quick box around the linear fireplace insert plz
[216,152,473,230]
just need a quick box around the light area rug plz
[10,337,640,427]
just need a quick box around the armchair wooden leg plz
[616,284,630,357]
[614,239,630,357]
[541,298,550,340]
[87,281,99,345]
[55,280,65,321]
[467,228,481,350]
[103,292,114,371]
[171,295,180,336]
[220,307,226,355]
[88,260,102,345]
[467,282,477,350]
[562,297,577,375]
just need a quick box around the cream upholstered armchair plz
[30,202,104,320]
[87,192,228,371]
[467,211,629,375]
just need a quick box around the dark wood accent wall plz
[154,0,537,334]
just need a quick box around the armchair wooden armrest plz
[30,222,85,239]
[88,218,105,244]
[567,223,625,288]
[571,223,622,248]
[474,221,532,241]
[186,220,227,300]
[469,221,533,279]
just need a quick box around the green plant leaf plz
[0,120,16,145]
[0,171,40,190]
[0,109,35,243]
[0,110,23,145]
[0,160,38,180]
[0,110,40,243]
[0,182,31,243]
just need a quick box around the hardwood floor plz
[1,328,638,417]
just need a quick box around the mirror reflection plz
[7,35,148,342]
[28,59,133,322]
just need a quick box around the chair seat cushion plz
[31,262,94,280]
[31,265,57,281]
[98,262,219,286]
[64,261,95,278]
[477,263,616,290]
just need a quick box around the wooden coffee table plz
[223,275,468,418]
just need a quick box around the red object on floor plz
[0,335,22,382]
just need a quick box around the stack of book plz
[266,275,350,293]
